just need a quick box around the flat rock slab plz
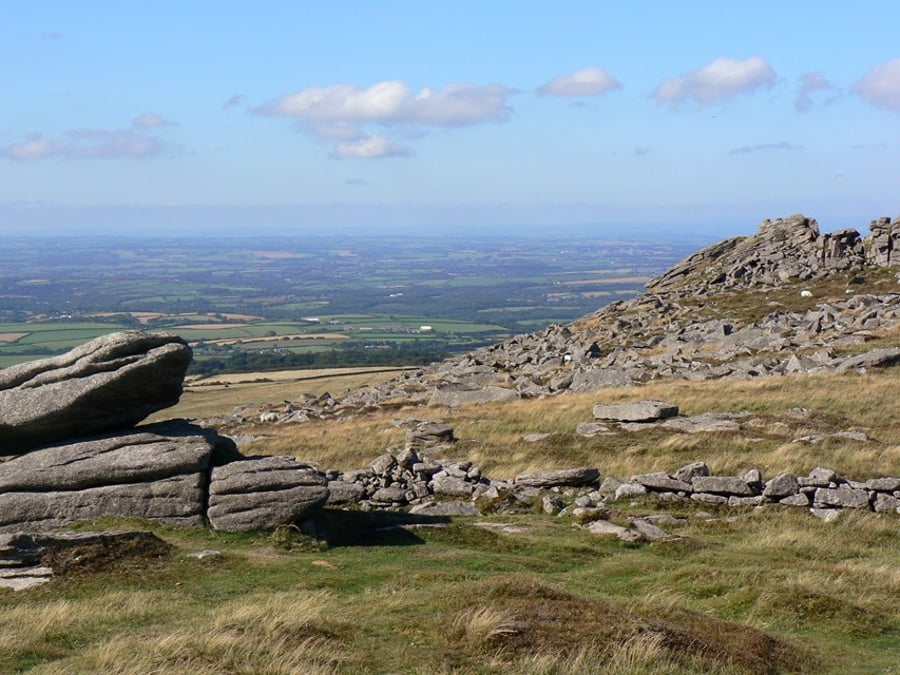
[409,501,480,516]
[0,566,53,591]
[631,472,692,492]
[0,421,221,532]
[515,467,601,488]
[0,331,192,454]
[207,456,329,531]
[691,476,755,496]
[593,400,679,423]
[429,386,519,407]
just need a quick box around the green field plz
[0,313,509,372]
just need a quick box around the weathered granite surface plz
[0,331,191,454]
[0,421,227,532]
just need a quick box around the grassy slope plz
[201,369,900,481]
[6,317,899,673]
[0,506,896,674]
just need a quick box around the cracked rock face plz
[207,456,329,532]
[0,420,226,532]
[0,331,192,455]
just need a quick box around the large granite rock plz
[0,331,192,455]
[207,456,329,531]
[593,400,679,423]
[514,467,601,488]
[0,420,223,532]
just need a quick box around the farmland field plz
[0,231,697,373]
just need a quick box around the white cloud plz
[853,58,900,111]
[132,113,175,129]
[260,80,514,127]
[537,67,621,97]
[331,136,411,160]
[2,135,65,160]
[2,127,168,161]
[654,56,776,106]
[64,129,165,158]
[255,79,515,158]
[794,72,835,112]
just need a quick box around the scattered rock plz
[631,472,691,492]
[674,462,710,483]
[585,519,641,542]
[763,474,799,500]
[813,486,870,509]
[691,476,755,497]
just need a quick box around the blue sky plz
[2,1,899,235]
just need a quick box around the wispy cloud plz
[222,94,246,110]
[1,125,171,161]
[345,177,370,186]
[654,56,776,106]
[853,58,900,111]
[132,113,175,129]
[794,72,835,112]
[537,67,621,97]
[728,141,800,155]
[254,79,516,159]
[331,136,411,160]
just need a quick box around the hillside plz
[218,213,899,427]
[3,214,898,675]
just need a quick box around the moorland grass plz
[215,368,899,481]
[1,503,896,673]
[10,365,894,673]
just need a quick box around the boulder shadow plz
[310,509,452,547]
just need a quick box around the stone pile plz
[320,419,601,515]
[599,462,900,517]
[0,331,328,533]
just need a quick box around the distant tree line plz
[186,340,460,376]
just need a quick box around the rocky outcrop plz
[646,214,897,292]
[0,421,229,533]
[207,456,329,532]
[0,331,192,454]
[0,331,333,534]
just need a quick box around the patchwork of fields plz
[0,232,696,371]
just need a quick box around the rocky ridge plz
[230,214,900,425]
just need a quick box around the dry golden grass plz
[151,367,410,421]
[220,368,898,480]
[0,332,29,343]
[20,590,347,675]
